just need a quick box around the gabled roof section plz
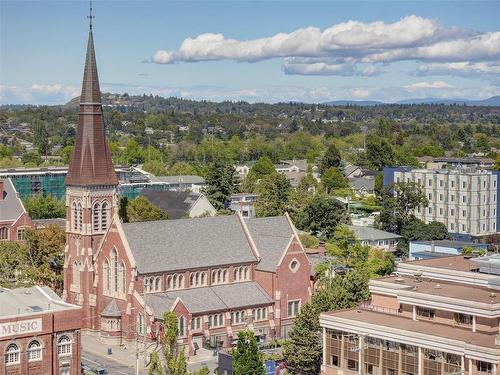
[348,225,402,241]
[122,215,257,274]
[144,282,273,318]
[0,178,26,222]
[101,298,121,317]
[245,216,295,272]
[140,190,204,219]
[65,30,118,187]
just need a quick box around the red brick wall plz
[0,310,81,375]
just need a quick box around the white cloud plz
[404,81,454,91]
[0,84,79,105]
[149,15,500,78]
[416,61,500,82]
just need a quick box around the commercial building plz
[320,255,500,375]
[0,166,206,200]
[384,167,499,239]
[0,286,82,375]
[62,23,312,359]
[409,240,489,260]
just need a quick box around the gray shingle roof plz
[101,298,121,317]
[349,177,375,192]
[140,190,202,219]
[122,215,257,274]
[348,225,401,241]
[245,216,294,272]
[0,178,25,221]
[144,282,273,317]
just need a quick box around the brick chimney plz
[318,241,326,256]
[0,179,4,201]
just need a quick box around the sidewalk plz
[81,333,218,373]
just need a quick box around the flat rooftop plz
[374,275,500,304]
[322,309,497,349]
[402,255,480,272]
[411,240,487,248]
[0,286,79,318]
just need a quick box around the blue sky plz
[1,0,499,104]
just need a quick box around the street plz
[82,351,139,375]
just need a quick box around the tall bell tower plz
[63,7,118,331]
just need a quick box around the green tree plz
[23,195,66,219]
[250,156,275,178]
[143,160,167,176]
[299,233,319,249]
[32,119,50,157]
[127,196,168,222]
[22,151,42,166]
[148,351,163,375]
[203,160,237,210]
[254,172,291,217]
[295,195,349,240]
[377,182,428,235]
[321,167,348,193]
[167,162,199,176]
[283,303,322,375]
[319,143,341,174]
[119,196,129,223]
[233,330,265,375]
[364,137,395,170]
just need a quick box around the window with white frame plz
[190,271,207,287]
[252,307,267,321]
[57,335,72,356]
[288,300,300,317]
[93,201,101,232]
[27,340,42,361]
[230,311,246,325]
[101,201,109,230]
[119,261,126,294]
[103,258,110,292]
[179,316,186,337]
[77,202,83,231]
[211,269,228,285]
[167,274,184,290]
[17,227,26,240]
[191,317,202,330]
[0,226,8,240]
[144,276,161,293]
[233,266,249,282]
[208,314,224,328]
[5,343,20,364]
[137,314,145,336]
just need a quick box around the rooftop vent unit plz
[394,277,405,283]
[434,284,442,289]
[490,292,497,298]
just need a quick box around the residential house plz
[348,225,401,252]
[229,193,258,218]
[0,178,34,242]
[140,190,217,219]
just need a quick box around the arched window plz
[167,276,173,290]
[0,227,8,240]
[195,272,199,286]
[72,262,79,287]
[101,201,109,231]
[244,267,249,280]
[27,340,42,361]
[154,277,160,291]
[190,273,195,286]
[119,262,126,294]
[77,202,83,231]
[5,343,20,364]
[72,202,78,231]
[178,275,184,288]
[103,259,110,292]
[137,314,145,335]
[111,249,118,293]
[57,335,72,356]
[211,270,217,284]
[201,272,206,285]
[223,270,227,282]
[217,269,222,283]
[93,202,101,232]
[179,316,185,337]
[233,269,238,280]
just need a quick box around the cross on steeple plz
[87,0,95,30]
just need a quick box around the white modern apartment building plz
[384,167,499,238]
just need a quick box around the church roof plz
[143,282,273,317]
[122,215,258,274]
[0,178,26,222]
[245,216,295,272]
[101,298,121,317]
[65,29,118,186]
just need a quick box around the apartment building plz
[320,255,500,375]
[384,167,500,238]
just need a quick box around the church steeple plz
[65,19,118,186]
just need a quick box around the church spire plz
[65,11,118,187]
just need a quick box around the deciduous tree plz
[233,330,265,375]
[127,196,168,222]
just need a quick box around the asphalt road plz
[82,351,139,375]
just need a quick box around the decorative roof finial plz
[87,0,95,30]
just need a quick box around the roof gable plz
[0,178,25,222]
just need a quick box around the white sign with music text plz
[0,318,42,338]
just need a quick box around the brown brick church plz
[63,22,312,356]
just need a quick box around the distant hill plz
[323,96,500,107]
[322,100,383,106]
